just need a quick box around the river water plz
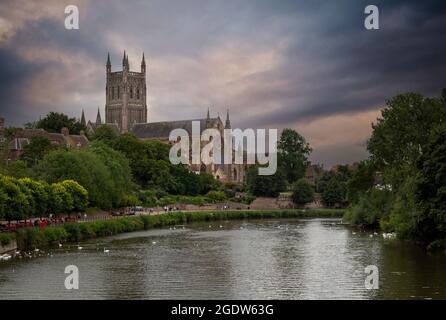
[0,218,445,300]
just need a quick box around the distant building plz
[105,51,147,132]
[305,161,323,184]
[330,163,358,174]
[84,51,247,184]
[1,119,89,162]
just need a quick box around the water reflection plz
[0,218,445,299]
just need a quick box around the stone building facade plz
[84,51,247,184]
[105,52,147,132]
[131,109,246,184]
[0,118,89,162]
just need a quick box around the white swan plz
[152,241,157,245]
[78,245,83,250]
[0,254,12,261]
[104,248,110,253]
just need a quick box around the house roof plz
[131,118,222,140]
[9,129,89,151]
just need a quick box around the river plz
[0,218,445,299]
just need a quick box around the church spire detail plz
[80,109,86,127]
[225,109,231,129]
[141,52,146,73]
[106,52,111,73]
[206,108,211,128]
[96,107,102,125]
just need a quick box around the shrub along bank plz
[5,209,344,250]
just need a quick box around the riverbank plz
[0,209,345,251]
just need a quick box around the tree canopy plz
[292,178,315,206]
[36,112,86,135]
[278,128,312,184]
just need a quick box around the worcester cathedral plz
[83,52,246,184]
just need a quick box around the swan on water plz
[0,254,12,261]
[104,248,110,253]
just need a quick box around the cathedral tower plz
[105,51,148,132]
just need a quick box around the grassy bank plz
[4,209,344,250]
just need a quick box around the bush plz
[16,227,47,249]
[344,189,393,227]
[292,179,315,205]
[0,233,14,246]
[205,191,227,202]
[43,226,68,244]
[119,194,141,207]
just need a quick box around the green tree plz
[61,180,89,213]
[88,142,133,207]
[413,124,446,242]
[18,178,49,217]
[20,136,56,165]
[35,149,115,208]
[247,166,287,197]
[49,182,73,216]
[292,178,315,205]
[346,161,375,204]
[36,112,86,135]
[198,173,221,194]
[206,190,227,202]
[0,160,32,179]
[344,189,392,227]
[321,178,346,208]
[0,188,8,221]
[278,128,312,184]
[0,176,29,222]
[91,125,119,145]
[367,92,446,188]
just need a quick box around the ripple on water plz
[0,218,446,299]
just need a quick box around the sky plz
[0,0,445,167]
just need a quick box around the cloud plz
[0,0,445,167]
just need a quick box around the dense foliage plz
[345,90,446,248]
[292,178,314,205]
[0,175,88,222]
[246,166,287,197]
[35,112,86,135]
[277,128,312,184]
[20,136,57,166]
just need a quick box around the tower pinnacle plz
[80,109,86,127]
[141,52,146,73]
[225,109,231,129]
[96,107,102,125]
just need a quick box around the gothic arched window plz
[118,87,120,99]
[137,88,140,100]
[112,87,115,100]
[130,86,133,99]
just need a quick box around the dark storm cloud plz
[0,48,47,120]
[0,0,445,166]
[238,0,446,128]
